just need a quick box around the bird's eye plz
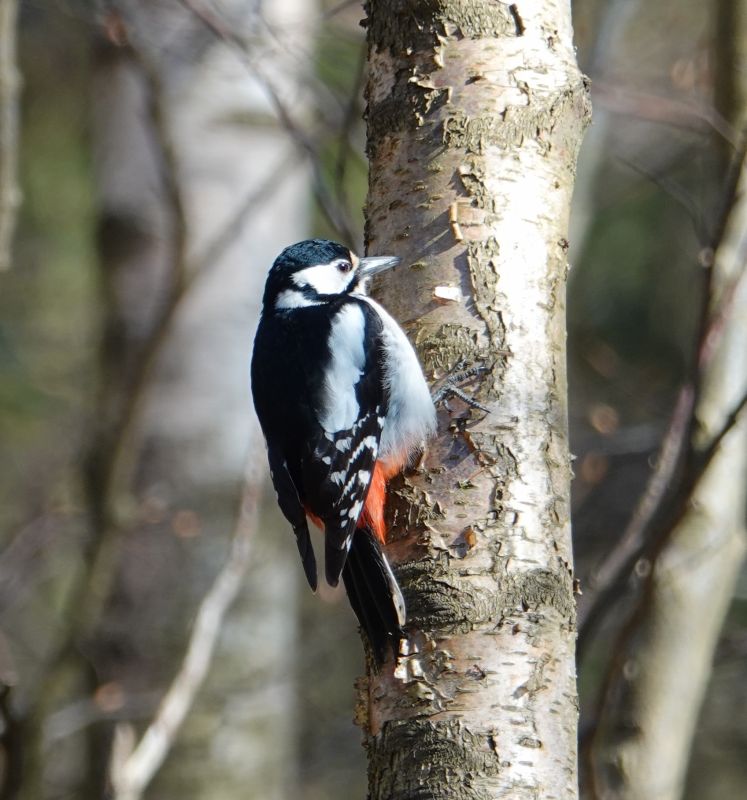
[337,261,353,273]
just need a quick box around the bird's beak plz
[358,255,401,277]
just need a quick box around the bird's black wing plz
[252,309,329,592]
[301,299,387,587]
[267,446,318,591]
[304,406,383,587]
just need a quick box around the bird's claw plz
[431,362,490,413]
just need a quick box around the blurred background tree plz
[0,1,745,799]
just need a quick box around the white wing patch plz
[319,304,366,433]
[315,409,382,530]
[351,435,378,461]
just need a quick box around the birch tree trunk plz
[600,183,747,800]
[360,2,589,798]
[86,2,312,797]
[600,3,747,794]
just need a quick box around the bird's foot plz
[431,360,490,413]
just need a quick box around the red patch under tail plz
[359,461,387,543]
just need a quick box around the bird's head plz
[262,239,400,310]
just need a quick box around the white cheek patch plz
[293,263,350,295]
[319,304,366,433]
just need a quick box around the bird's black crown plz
[274,239,351,271]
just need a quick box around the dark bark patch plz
[508,4,525,36]
[367,79,448,149]
[469,436,517,479]
[443,82,591,157]
[500,568,575,622]
[366,0,514,56]
[368,718,502,800]
[416,322,483,374]
[398,560,497,631]
[398,558,574,632]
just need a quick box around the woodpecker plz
[251,239,436,662]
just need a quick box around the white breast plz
[319,303,366,432]
[358,296,436,464]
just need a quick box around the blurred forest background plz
[0,1,745,799]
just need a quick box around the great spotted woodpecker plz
[251,239,436,662]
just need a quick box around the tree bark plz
[360,2,589,798]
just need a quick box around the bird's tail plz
[342,525,406,665]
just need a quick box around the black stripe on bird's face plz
[262,239,400,310]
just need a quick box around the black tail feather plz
[293,524,317,592]
[342,525,406,664]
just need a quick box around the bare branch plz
[110,478,260,800]
[43,691,161,744]
[577,385,695,651]
[0,516,59,612]
[579,361,747,658]
[0,0,21,271]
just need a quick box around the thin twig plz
[0,0,21,271]
[110,478,260,800]
[618,157,711,244]
[43,691,161,744]
[577,384,695,651]
[0,516,59,611]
